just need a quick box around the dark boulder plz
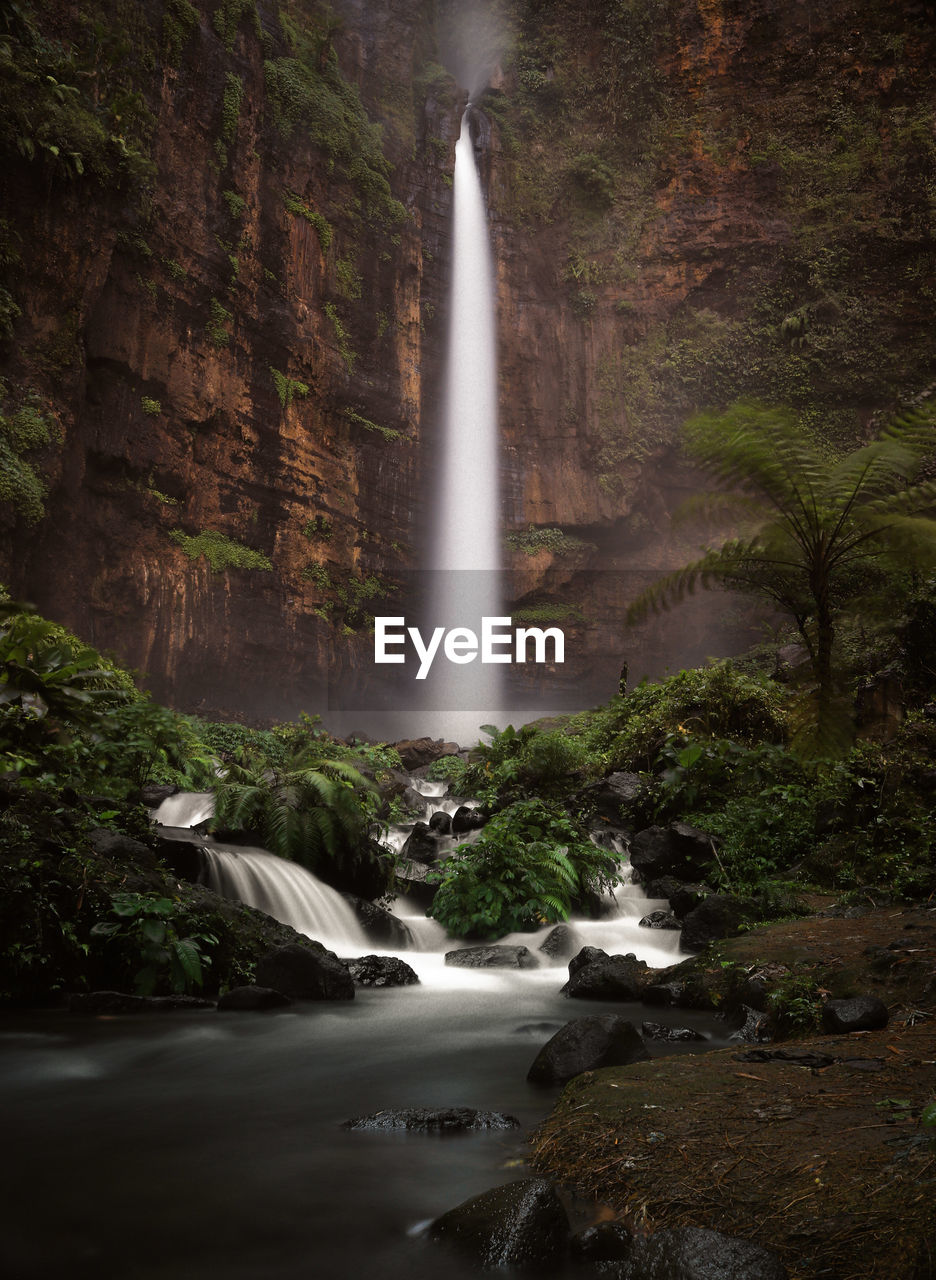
[342,894,415,949]
[641,1021,706,1042]
[428,810,453,835]
[563,954,648,1000]
[393,737,460,770]
[445,945,538,969]
[629,823,715,883]
[140,783,178,808]
[539,924,582,960]
[88,828,158,871]
[584,771,644,822]
[429,1178,570,1268]
[643,879,708,919]
[642,981,687,1007]
[393,858,438,908]
[153,827,209,882]
[346,955,419,987]
[217,985,292,1011]
[639,910,681,930]
[451,804,486,834]
[67,991,215,1014]
[401,821,439,865]
[568,945,609,977]
[613,1225,789,1279]
[527,1015,650,1084]
[401,785,430,814]
[255,943,354,1001]
[572,1221,635,1262]
[680,894,758,950]
[821,995,889,1033]
[342,1107,518,1132]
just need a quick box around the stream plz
[0,782,731,1279]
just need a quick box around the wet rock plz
[342,894,415,949]
[641,1021,706,1042]
[680,894,758,949]
[217,985,292,1011]
[568,945,609,977]
[527,1015,650,1084]
[726,1005,771,1043]
[429,1178,570,1267]
[642,981,686,1006]
[639,909,681,930]
[428,810,453,835]
[255,943,354,1001]
[613,1226,789,1279]
[153,827,209,881]
[445,945,538,969]
[67,991,215,1014]
[583,771,644,821]
[401,821,439,864]
[393,858,438,908]
[451,805,486,834]
[88,828,158,871]
[141,783,178,807]
[393,738,460,770]
[342,1107,519,1132]
[821,995,889,1033]
[563,954,649,1000]
[401,785,429,814]
[346,955,419,987]
[539,924,581,960]
[572,1220,634,1261]
[629,823,716,883]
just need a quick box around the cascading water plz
[424,105,502,745]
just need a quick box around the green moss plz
[324,303,355,372]
[162,257,187,283]
[162,0,199,64]
[222,188,245,219]
[0,395,56,524]
[169,529,272,572]
[140,396,161,417]
[220,72,244,147]
[335,255,362,300]
[270,367,309,409]
[212,0,259,54]
[283,191,332,250]
[206,298,232,349]
[301,515,332,540]
[343,408,400,442]
[506,525,595,557]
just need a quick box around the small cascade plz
[151,791,214,828]
[204,846,370,955]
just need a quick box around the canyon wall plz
[0,0,934,725]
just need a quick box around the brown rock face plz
[1,0,934,725]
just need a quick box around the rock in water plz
[341,895,415,949]
[346,955,419,987]
[217,985,292,1011]
[562,954,648,1000]
[429,1178,569,1267]
[527,1016,650,1084]
[255,943,354,1000]
[342,1107,518,1132]
[539,924,581,960]
[445,945,538,969]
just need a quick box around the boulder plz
[393,858,438,908]
[346,955,419,987]
[821,995,889,1033]
[342,1107,518,1132]
[639,910,681,930]
[140,783,178,807]
[629,823,715,883]
[341,894,415,949]
[563,954,649,1000]
[451,804,486,834]
[680,894,759,950]
[401,821,439,865]
[217,985,292,1011]
[641,1021,706,1042]
[401,785,429,814]
[428,810,453,835]
[527,1015,650,1084]
[255,943,354,1001]
[429,1178,570,1268]
[568,945,609,977]
[445,945,538,969]
[584,771,644,821]
[614,1225,789,1279]
[67,991,215,1014]
[539,924,581,960]
[393,737,460,770]
[88,828,158,871]
[642,981,687,1007]
[153,827,209,882]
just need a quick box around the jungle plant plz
[90,892,216,995]
[628,400,936,755]
[427,799,621,939]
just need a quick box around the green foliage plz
[427,799,622,939]
[162,0,200,64]
[264,41,406,228]
[0,396,55,523]
[629,400,936,756]
[283,191,332,250]
[213,0,259,54]
[301,563,394,629]
[324,303,355,371]
[222,188,246,219]
[90,891,216,995]
[343,408,400,442]
[766,971,824,1036]
[270,366,309,409]
[140,396,161,417]
[206,297,232,348]
[335,255,362,300]
[220,72,244,146]
[568,150,616,208]
[169,529,272,572]
[506,524,595,557]
[301,514,333,540]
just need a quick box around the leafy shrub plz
[0,398,56,523]
[91,892,217,995]
[169,529,272,572]
[428,799,621,939]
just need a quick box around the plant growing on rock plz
[628,400,936,755]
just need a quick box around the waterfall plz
[424,105,502,743]
[204,846,370,953]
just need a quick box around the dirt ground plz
[531,903,936,1279]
